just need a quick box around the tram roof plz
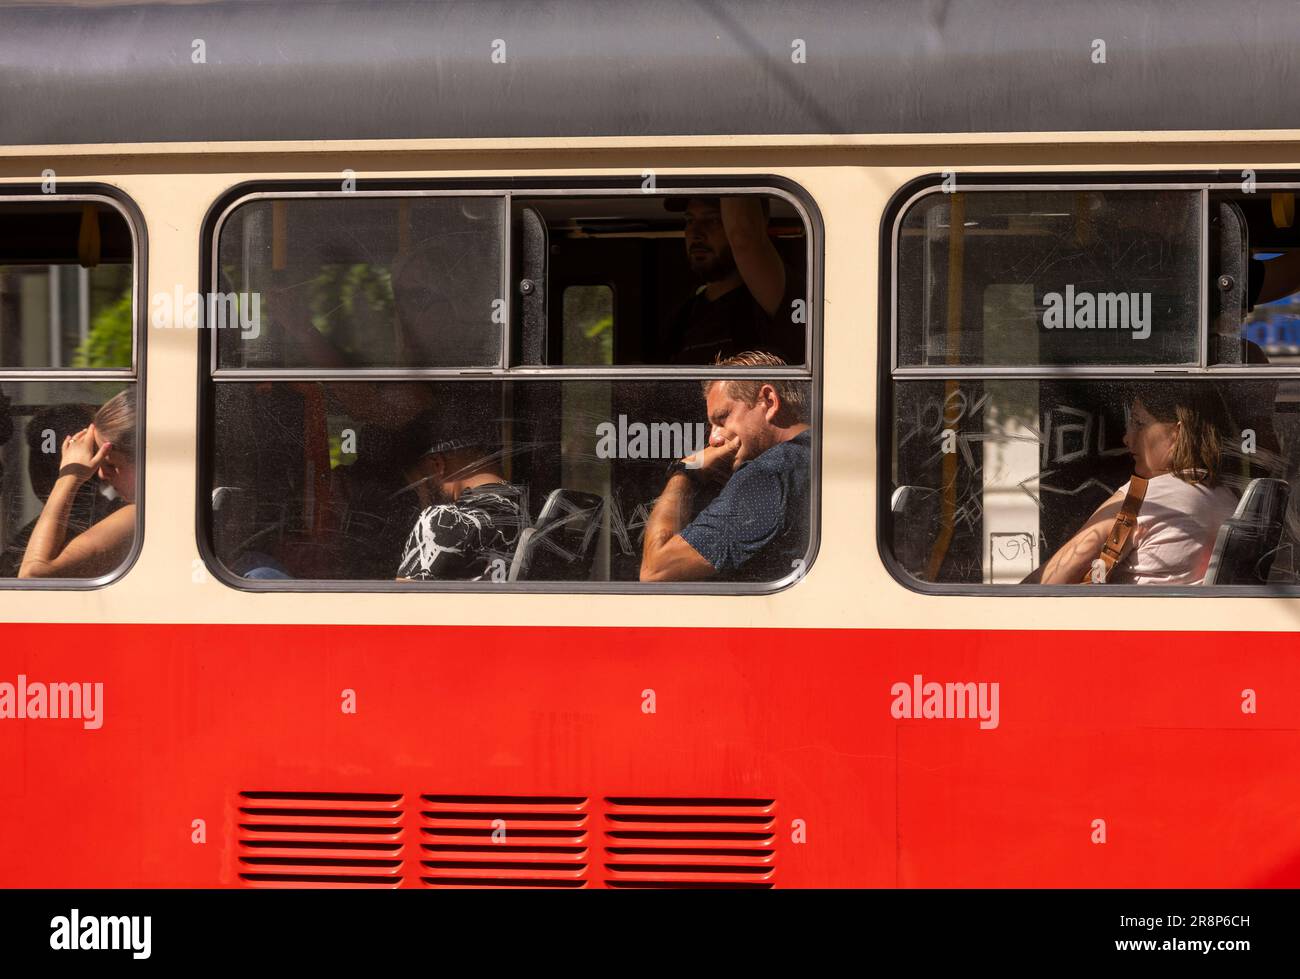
[1,0,1297,147]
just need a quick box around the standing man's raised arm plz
[720,197,786,319]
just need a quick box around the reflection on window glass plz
[895,190,1200,368]
[562,285,613,366]
[0,201,133,370]
[1212,190,1300,368]
[216,196,505,369]
[210,375,813,585]
[0,382,137,579]
[889,378,1298,587]
[1242,283,1300,365]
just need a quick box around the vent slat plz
[239,843,404,859]
[240,875,402,888]
[239,793,402,812]
[421,817,588,831]
[606,867,776,883]
[241,812,403,828]
[606,800,775,817]
[604,851,774,867]
[422,864,588,880]
[419,849,590,865]
[420,831,588,846]
[422,878,587,889]
[239,859,402,875]
[607,881,774,889]
[240,826,404,842]
[421,797,587,814]
[600,811,769,826]
[605,837,773,851]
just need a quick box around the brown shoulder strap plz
[1083,475,1149,584]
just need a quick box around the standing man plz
[660,196,804,365]
[640,351,811,582]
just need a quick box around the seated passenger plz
[1033,385,1238,585]
[393,412,527,581]
[0,403,108,577]
[640,351,811,582]
[660,196,804,365]
[19,390,136,579]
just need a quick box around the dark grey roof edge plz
[1,0,1296,146]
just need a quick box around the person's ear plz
[760,384,781,423]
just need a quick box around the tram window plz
[214,196,506,370]
[208,376,814,586]
[887,378,1288,586]
[1209,190,1300,369]
[0,381,138,581]
[205,184,817,590]
[886,182,1300,590]
[0,197,140,586]
[0,202,133,369]
[895,190,1200,369]
[526,194,808,366]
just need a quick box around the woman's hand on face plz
[59,425,111,483]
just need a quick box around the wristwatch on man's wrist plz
[665,459,700,485]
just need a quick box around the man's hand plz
[684,431,740,485]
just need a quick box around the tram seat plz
[1202,478,1291,585]
[890,484,941,578]
[212,486,254,562]
[508,488,604,582]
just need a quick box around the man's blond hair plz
[702,351,808,424]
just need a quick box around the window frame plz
[880,170,1300,598]
[0,183,147,590]
[197,175,822,594]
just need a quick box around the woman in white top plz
[18,389,137,579]
[1035,385,1239,586]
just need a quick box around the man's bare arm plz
[640,473,716,582]
[720,197,787,319]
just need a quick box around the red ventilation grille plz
[603,797,777,888]
[236,791,405,888]
[418,795,590,888]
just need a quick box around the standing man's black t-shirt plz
[661,266,805,365]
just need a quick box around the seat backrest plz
[1203,477,1291,585]
[890,484,941,579]
[508,488,605,582]
[211,485,252,561]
